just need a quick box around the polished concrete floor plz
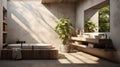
[0,51,119,67]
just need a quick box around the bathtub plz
[7,44,53,49]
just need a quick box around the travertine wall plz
[2,0,7,9]
[0,0,3,49]
[0,0,3,58]
[7,0,76,48]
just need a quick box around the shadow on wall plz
[7,1,61,47]
[84,8,98,22]
[43,3,76,27]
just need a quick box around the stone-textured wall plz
[0,0,3,58]
[2,0,7,9]
[0,0,3,49]
[7,0,76,48]
[110,0,120,62]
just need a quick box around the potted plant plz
[84,20,97,32]
[55,18,73,52]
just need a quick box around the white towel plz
[12,48,22,60]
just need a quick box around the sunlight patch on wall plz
[11,14,41,42]
[8,0,61,45]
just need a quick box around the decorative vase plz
[60,45,69,53]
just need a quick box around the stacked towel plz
[12,48,22,60]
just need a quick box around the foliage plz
[84,20,97,32]
[99,6,110,32]
[55,18,73,45]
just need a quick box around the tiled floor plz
[0,51,119,67]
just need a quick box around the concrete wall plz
[76,0,106,31]
[0,0,3,49]
[2,0,7,9]
[0,0,3,58]
[110,0,120,62]
[7,0,76,48]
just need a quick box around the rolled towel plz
[12,48,22,60]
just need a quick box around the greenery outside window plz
[99,6,110,32]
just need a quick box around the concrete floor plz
[0,51,119,67]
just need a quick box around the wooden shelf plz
[72,43,87,48]
[70,37,115,49]
[3,31,7,34]
[72,43,115,51]
[3,43,7,46]
[42,0,78,3]
[71,37,112,44]
[0,1,8,49]
[3,20,7,25]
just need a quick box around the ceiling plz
[42,0,79,3]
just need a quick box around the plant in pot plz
[84,20,97,32]
[55,18,73,53]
